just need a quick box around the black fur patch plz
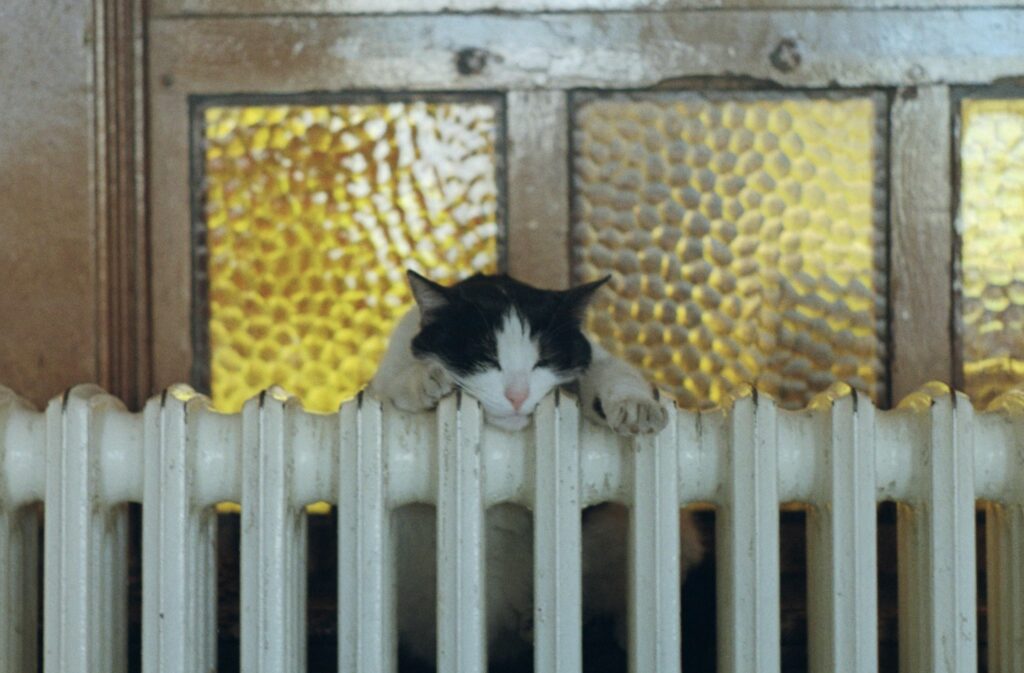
[409,273,606,377]
[592,397,606,420]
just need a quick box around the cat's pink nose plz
[505,387,529,411]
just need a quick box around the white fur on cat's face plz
[453,311,569,431]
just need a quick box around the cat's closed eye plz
[533,358,553,370]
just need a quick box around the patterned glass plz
[201,101,500,413]
[960,98,1024,408]
[573,94,886,410]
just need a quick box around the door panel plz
[146,7,1024,411]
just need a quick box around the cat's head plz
[407,271,608,431]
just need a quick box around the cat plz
[368,270,704,668]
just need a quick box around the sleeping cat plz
[368,271,704,667]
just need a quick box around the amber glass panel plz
[573,94,886,409]
[202,101,499,413]
[960,99,1024,408]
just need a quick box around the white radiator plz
[0,381,1021,673]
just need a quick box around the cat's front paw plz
[391,362,454,412]
[420,362,454,407]
[597,393,668,435]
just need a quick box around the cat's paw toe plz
[388,363,454,412]
[606,395,668,435]
[419,363,454,407]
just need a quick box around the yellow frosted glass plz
[203,102,499,413]
[960,99,1024,408]
[574,95,885,410]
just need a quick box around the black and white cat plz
[368,271,704,667]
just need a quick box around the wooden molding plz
[151,0,1024,18]
[889,86,954,403]
[507,91,571,290]
[95,0,150,408]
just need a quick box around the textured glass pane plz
[960,99,1024,408]
[573,94,886,410]
[202,101,500,413]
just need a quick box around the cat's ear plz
[561,275,610,323]
[407,269,450,319]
